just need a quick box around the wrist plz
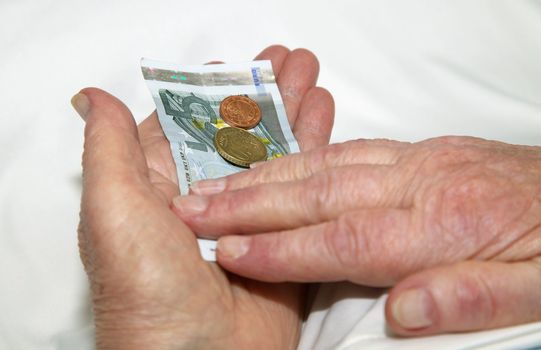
[95,318,205,350]
[93,309,215,350]
[95,329,199,350]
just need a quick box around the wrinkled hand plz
[73,46,334,349]
[173,136,541,336]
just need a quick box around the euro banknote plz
[141,58,299,260]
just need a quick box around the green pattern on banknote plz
[159,89,289,158]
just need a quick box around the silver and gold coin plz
[214,127,267,168]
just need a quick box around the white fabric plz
[0,1,540,349]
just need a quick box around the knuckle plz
[262,153,312,182]
[422,136,460,146]
[77,219,92,272]
[305,172,335,220]
[368,138,405,147]
[350,138,404,165]
[292,153,315,180]
[323,215,363,274]
[212,188,252,215]
[421,136,482,147]
[309,142,349,167]
[421,177,480,251]
[235,168,266,188]
[450,270,495,328]
[236,157,289,186]
[421,172,504,255]
[81,128,105,167]
[424,145,478,169]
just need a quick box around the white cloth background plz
[0,1,540,349]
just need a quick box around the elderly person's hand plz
[73,46,334,349]
[174,136,541,337]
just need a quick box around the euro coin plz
[220,95,262,129]
[214,127,267,167]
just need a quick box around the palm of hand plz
[77,46,334,349]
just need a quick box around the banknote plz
[141,58,299,261]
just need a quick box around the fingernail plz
[190,179,226,195]
[392,289,433,329]
[217,236,251,259]
[71,93,90,121]
[172,195,209,215]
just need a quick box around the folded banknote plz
[141,58,299,261]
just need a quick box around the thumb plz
[73,87,148,187]
[385,260,541,336]
[73,88,153,272]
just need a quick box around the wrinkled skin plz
[74,45,334,349]
[174,136,541,336]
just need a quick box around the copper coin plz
[220,95,262,129]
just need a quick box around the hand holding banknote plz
[72,46,334,349]
[176,136,541,337]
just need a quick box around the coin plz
[214,127,267,167]
[220,95,262,129]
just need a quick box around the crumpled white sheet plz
[0,1,540,349]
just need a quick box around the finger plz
[74,88,148,188]
[136,61,228,200]
[276,48,320,125]
[174,165,401,236]
[138,111,182,203]
[190,139,403,195]
[138,112,178,182]
[254,44,290,75]
[293,87,335,151]
[386,260,541,336]
[215,208,414,285]
[255,46,334,150]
